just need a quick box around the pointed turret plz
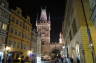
[48,13,51,24]
[36,14,38,26]
[40,8,47,21]
[59,32,63,44]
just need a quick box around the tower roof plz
[40,8,47,21]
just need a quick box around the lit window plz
[2,24,7,30]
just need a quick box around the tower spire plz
[59,32,63,44]
[36,14,38,26]
[40,8,47,21]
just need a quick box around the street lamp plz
[5,46,11,51]
[27,50,33,56]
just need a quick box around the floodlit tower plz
[36,8,51,55]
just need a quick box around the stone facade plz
[62,0,96,63]
[36,8,51,56]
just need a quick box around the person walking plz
[76,57,80,63]
[69,57,73,63]
[7,56,13,63]
[20,56,24,63]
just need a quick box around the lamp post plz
[80,0,95,63]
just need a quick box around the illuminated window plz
[2,23,7,30]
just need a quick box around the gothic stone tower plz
[36,8,51,56]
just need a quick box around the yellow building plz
[7,7,32,59]
[62,0,96,63]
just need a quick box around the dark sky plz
[7,0,66,42]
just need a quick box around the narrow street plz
[0,0,96,63]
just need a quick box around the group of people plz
[0,56,32,63]
[54,57,73,63]
[54,56,80,63]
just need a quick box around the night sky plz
[7,0,66,42]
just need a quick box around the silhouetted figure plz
[21,56,24,63]
[77,57,80,63]
[2,58,4,63]
[69,57,73,63]
[61,57,63,63]
[0,56,1,63]
[8,56,13,63]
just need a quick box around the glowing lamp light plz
[27,50,32,56]
[18,57,21,60]
[62,46,65,49]
[5,46,11,51]
[37,56,41,63]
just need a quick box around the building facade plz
[36,8,51,56]
[62,0,96,63]
[0,0,10,60]
[32,29,37,54]
[36,32,41,57]
[7,7,32,58]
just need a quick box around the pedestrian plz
[77,57,80,63]
[69,57,73,63]
[24,56,29,63]
[2,58,4,63]
[21,56,24,63]
[60,57,63,63]
[8,56,13,63]
[63,57,67,63]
